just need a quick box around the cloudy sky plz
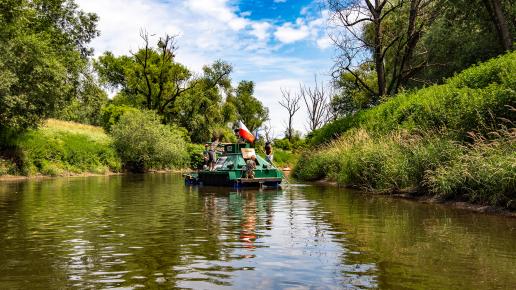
[76,0,335,137]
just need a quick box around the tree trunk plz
[374,20,387,96]
[483,0,513,51]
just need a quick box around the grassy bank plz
[0,119,121,176]
[295,52,516,209]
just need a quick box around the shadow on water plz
[0,174,515,289]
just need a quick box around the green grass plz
[272,148,299,168]
[294,52,516,208]
[4,119,121,176]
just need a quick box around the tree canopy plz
[327,0,514,117]
[0,0,98,131]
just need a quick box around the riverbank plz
[0,119,192,178]
[0,119,122,177]
[294,52,516,210]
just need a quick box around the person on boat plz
[208,137,219,171]
[245,155,256,179]
[202,144,210,170]
[265,141,273,163]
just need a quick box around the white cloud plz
[250,22,272,41]
[316,35,332,49]
[274,22,310,44]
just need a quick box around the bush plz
[100,104,139,132]
[188,143,206,169]
[111,110,189,172]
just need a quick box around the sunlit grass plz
[12,119,121,176]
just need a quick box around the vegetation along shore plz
[294,52,516,210]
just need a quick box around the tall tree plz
[417,0,514,84]
[171,62,235,143]
[278,88,301,141]
[0,0,98,131]
[229,81,269,132]
[327,0,437,97]
[94,32,232,115]
[482,0,513,51]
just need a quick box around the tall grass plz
[5,119,121,176]
[295,52,516,208]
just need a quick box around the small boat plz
[184,142,283,188]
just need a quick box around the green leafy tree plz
[170,61,235,143]
[327,0,438,97]
[417,0,514,83]
[229,81,269,132]
[56,66,108,126]
[94,32,232,116]
[330,64,378,117]
[0,0,98,132]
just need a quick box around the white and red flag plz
[238,121,255,143]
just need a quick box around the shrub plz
[188,143,206,170]
[111,110,188,172]
[100,104,139,132]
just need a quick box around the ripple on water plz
[0,174,515,290]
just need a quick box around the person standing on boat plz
[265,141,273,163]
[202,144,210,170]
[208,137,219,171]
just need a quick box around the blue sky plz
[76,0,335,136]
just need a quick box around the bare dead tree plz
[278,88,301,141]
[262,120,274,142]
[327,0,438,97]
[300,76,331,133]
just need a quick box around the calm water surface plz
[0,174,515,289]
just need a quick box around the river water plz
[0,174,515,289]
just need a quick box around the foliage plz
[328,0,514,110]
[310,51,516,145]
[171,64,235,143]
[273,136,306,151]
[228,81,269,132]
[330,65,377,117]
[417,0,515,84]
[0,0,98,131]
[427,130,516,207]
[3,119,121,176]
[295,53,516,208]
[111,110,188,172]
[271,148,299,168]
[295,127,516,207]
[99,104,139,132]
[187,143,206,170]
[95,41,242,143]
[56,68,108,126]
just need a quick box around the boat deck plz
[236,177,282,188]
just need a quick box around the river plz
[0,173,515,289]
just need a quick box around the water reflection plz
[0,174,515,289]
